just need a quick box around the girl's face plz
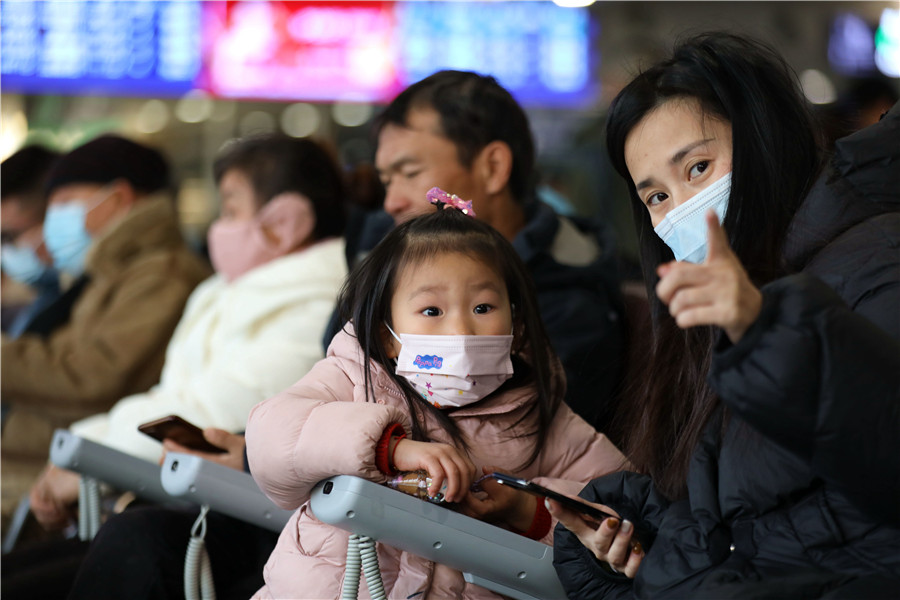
[386,251,513,358]
[624,99,733,228]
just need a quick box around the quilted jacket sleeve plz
[553,470,670,600]
[245,357,410,510]
[708,274,900,525]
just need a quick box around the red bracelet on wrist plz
[389,433,407,472]
[518,497,552,540]
[375,423,406,475]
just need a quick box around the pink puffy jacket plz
[246,328,627,599]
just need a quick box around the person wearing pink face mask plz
[29,134,348,531]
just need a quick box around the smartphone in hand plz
[490,472,614,521]
[490,472,651,550]
[137,415,226,454]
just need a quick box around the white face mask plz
[653,172,731,263]
[387,325,514,409]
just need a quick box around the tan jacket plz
[246,328,628,599]
[1,194,210,462]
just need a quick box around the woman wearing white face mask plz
[550,33,900,599]
[30,135,348,542]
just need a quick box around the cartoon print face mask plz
[387,325,514,409]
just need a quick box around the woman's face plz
[624,99,733,228]
[218,169,260,222]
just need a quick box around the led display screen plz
[201,1,402,102]
[828,9,899,78]
[1,0,596,106]
[1,0,202,97]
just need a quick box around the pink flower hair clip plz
[426,187,476,217]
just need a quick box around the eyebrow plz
[406,280,502,301]
[407,283,446,300]
[635,138,713,191]
[378,156,419,177]
[469,280,503,294]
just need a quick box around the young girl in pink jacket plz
[246,190,628,599]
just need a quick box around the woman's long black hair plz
[337,207,562,469]
[605,32,824,500]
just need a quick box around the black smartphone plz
[490,472,615,522]
[137,415,227,454]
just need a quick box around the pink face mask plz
[207,193,315,282]
[387,325,514,409]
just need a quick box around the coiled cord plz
[341,534,386,600]
[184,504,216,600]
[77,476,100,541]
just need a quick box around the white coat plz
[71,238,347,462]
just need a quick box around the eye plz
[421,306,442,317]
[646,192,668,207]
[473,304,493,314]
[402,169,422,180]
[688,161,709,179]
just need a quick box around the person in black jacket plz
[550,32,900,599]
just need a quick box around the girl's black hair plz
[337,207,562,469]
[605,32,824,500]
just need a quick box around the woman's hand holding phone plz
[546,498,645,578]
[162,428,246,472]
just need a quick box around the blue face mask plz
[1,243,50,284]
[653,172,731,263]
[43,202,95,276]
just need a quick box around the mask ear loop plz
[384,323,402,344]
[85,182,119,217]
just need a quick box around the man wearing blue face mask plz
[0,145,62,340]
[0,135,210,534]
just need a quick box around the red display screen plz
[201,1,403,102]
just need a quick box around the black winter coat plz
[555,277,900,599]
[554,106,900,599]
[513,200,625,430]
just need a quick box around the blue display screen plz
[395,2,596,106]
[1,0,202,97]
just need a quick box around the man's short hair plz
[44,135,170,197]
[374,70,536,202]
[1,145,60,213]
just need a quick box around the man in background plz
[1,145,61,339]
[1,135,210,533]
[371,70,626,431]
